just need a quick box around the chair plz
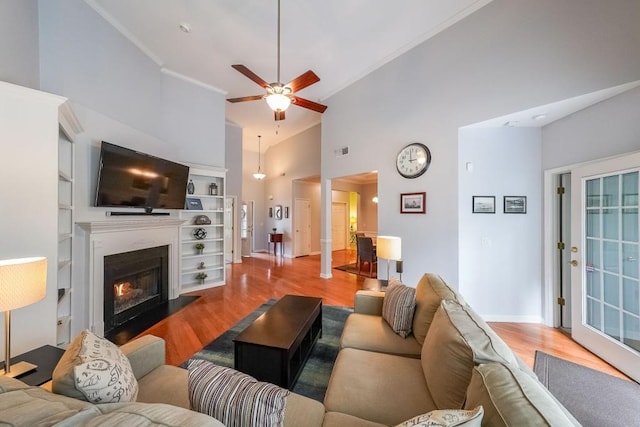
[355,232,365,269]
[357,237,377,277]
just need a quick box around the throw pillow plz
[188,359,290,427]
[396,406,484,427]
[52,330,138,403]
[382,279,416,338]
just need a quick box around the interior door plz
[294,198,311,257]
[570,152,640,382]
[224,196,234,263]
[241,201,253,257]
[331,202,347,251]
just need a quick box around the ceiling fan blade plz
[227,95,264,103]
[231,64,270,89]
[274,111,285,121]
[286,70,320,93]
[292,96,327,113]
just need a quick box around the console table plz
[233,295,322,389]
[267,233,284,256]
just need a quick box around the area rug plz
[184,299,352,402]
[334,263,376,278]
[533,350,640,427]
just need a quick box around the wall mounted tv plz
[94,141,190,213]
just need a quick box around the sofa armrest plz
[354,290,385,315]
[120,335,166,380]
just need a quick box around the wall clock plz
[396,143,431,179]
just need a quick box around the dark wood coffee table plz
[233,295,322,389]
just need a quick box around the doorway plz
[241,201,254,257]
[558,173,572,329]
[331,202,348,251]
[294,198,311,257]
[224,196,236,264]
[570,152,640,382]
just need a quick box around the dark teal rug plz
[184,299,352,402]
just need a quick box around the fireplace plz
[104,245,169,333]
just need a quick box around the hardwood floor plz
[139,249,629,381]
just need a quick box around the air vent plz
[334,146,350,157]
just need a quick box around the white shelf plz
[179,166,226,294]
[57,130,74,347]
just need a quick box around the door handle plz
[569,260,578,267]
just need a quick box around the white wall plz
[0,0,39,89]
[321,0,640,289]
[0,83,63,357]
[253,125,321,257]
[542,87,640,169]
[226,123,243,262]
[459,127,542,321]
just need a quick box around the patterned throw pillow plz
[382,278,416,338]
[188,359,290,427]
[396,406,483,427]
[53,330,138,403]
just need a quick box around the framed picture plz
[504,196,527,214]
[284,206,289,219]
[268,207,273,218]
[274,205,283,220]
[400,192,426,214]
[185,197,203,210]
[472,196,495,213]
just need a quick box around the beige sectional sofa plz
[0,273,581,426]
[323,273,581,426]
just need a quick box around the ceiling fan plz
[226,0,327,121]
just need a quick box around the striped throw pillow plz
[188,359,290,427]
[382,279,416,338]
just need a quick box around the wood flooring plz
[139,249,629,381]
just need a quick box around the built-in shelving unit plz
[179,166,226,293]
[56,129,74,346]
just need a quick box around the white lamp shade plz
[376,236,401,260]
[253,171,266,180]
[0,257,47,312]
[265,93,292,112]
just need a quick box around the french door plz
[570,152,640,382]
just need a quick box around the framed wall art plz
[472,196,495,214]
[185,197,203,210]
[504,196,527,214]
[274,205,283,220]
[268,207,273,218]
[284,206,289,218]
[400,192,426,214]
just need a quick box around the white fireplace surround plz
[78,218,184,336]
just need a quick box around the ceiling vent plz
[334,146,350,157]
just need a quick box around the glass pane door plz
[571,151,640,382]
[584,172,640,351]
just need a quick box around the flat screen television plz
[94,141,190,212]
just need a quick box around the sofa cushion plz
[465,363,579,426]
[188,359,290,427]
[396,406,484,427]
[340,313,422,357]
[323,412,387,427]
[136,364,191,409]
[324,348,436,426]
[421,300,518,410]
[52,330,138,403]
[412,273,465,346]
[382,279,416,338]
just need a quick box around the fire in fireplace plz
[104,245,169,333]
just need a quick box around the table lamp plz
[0,257,47,377]
[376,236,401,282]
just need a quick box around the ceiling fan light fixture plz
[265,85,292,112]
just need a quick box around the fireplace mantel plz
[78,217,184,336]
[77,218,185,234]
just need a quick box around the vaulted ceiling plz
[88,0,493,149]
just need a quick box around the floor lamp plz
[376,236,401,283]
[0,257,47,377]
